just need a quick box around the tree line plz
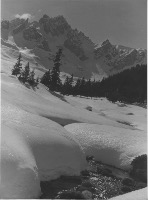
[11,53,39,87]
[12,48,147,104]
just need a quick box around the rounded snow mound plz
[109,187,147,200]
[1,102,86,198]
[1,103,86,198]
[1,125,40,199]
[1,70,87,198]
[65,123,147,169]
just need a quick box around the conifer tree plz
[20,62,30,83]
[69,74,74,87]
[73,78,81,95]
[86,78,92,98]
[79,77,86,96]
[50,48,63,91]
[62,76,70,95]
[62,74,74,95]
[40,69,51,88]
[28,70,36,86]
[34,76,40,87]
[12,53,23,76]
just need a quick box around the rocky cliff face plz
[94,40,146,74]
[1,15,146,80]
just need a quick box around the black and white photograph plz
[1,0,147,199]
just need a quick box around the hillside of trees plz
[12,49,147,105]
[96,65,147,103]
[61,64,147,104]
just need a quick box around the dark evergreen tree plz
[28,70,36,86]
[50,48,63,91]
[62,74,74,95]
[73,78,81,95]
[34,76,40,87]
[62,76,70,95]
[20,62,30,83]
[79,77,86,96]
[85,79,92,98]
[12,53,23,76]
[69,74,74,86]
[40,69,51,88]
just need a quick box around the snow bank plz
[65,123,147,169]
[1,70,87,197]
[1,125,40,199]
[1,99,86,198]
[109,188,147,200]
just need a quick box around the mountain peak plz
[54,15,67,21]
[41,14,68,24]
[1,15,146,80]
[101,39,111,47]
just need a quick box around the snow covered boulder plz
[65,123,147,169]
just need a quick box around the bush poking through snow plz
[86,106,92,111]
[130,154,147,183]
[82,190,93,199]
[121,186,132,193]
[121,178,134,187]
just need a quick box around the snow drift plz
[65,123,147,169]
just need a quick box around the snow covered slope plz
[1,48,133,128]
[1,16,146,80]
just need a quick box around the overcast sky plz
[1,0,147,49]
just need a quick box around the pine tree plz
[28,70,36,86]
[79,77,86,96]
[62,76,70,95]
[73,78,81,95]
[12,53,23,76]
[34,76,40,87]
[50,48,63,91]
[20,62,30,83]
[40,69,51,88]
[62,74,73,95]
[86,79,92,98]
[69,74,74,87]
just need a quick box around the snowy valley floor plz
[1,45,147,199]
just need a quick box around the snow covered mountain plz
[1,15,147,80]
